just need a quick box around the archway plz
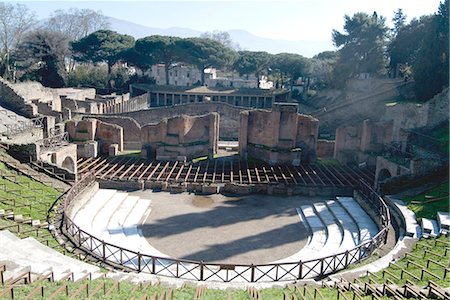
[378,168,392,182]
[61,156,75,173]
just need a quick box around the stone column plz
[239,111,249,159]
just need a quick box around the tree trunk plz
[201,68,205,86]
[256,71,260,88]
[165,63,170,85]
[107,62,113,90]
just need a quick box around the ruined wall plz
[334,120,394,166]
[96,121,123,153]
[90,116,142,150]
[141,113,219,160]
[115,102,243,139]
[374,156,411,185]
[0,78,37,117]
[316,140,335,158]
[66,119,123,155]
[239,103,319,165]
[61,98,100,114]
[40,144,78,173]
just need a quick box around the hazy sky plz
[10,0,443,42]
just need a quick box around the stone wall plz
[334,120,393,166]
[66,119,123,155]
[316,140,335,158]
[113,102,243,139]
[374,156,411,185]
[90,115,142,150]
[96,121,123,153]
[40,143,78,173]
[141,113,219,160]
[0,78,36,117]
[239,103,319,165]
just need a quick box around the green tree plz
[177,37,237,85]
[387,16,430,78]
[71,30,134,76]
[413,0,449,100]
[15,29,68,87]
[309,51,338,89]
[387,0,449,101]
[233,51,271,88]
[271,53,309,91]
[134,35,181,85]
[332,12,389,86]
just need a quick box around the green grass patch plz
[402,182,449,220]
[117,150,142,158]
[315,157,340,166]
[0,162,60,221]
[359,235,450,288]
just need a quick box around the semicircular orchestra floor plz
[137,191,318,264]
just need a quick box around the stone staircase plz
[0,230,103,283]
[72,189,167,258]
[280,197,378,262]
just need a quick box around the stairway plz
[0,230,102,282]
[72,188,167,262]
[273,197,379,268]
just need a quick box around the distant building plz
[149,64,215,86]
[149,64,274,90]
[130,84,290,109]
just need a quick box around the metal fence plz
[60,174,390,283]
[5,116,45,137]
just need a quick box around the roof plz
[131,84,288,96]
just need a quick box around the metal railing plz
[59,175,390,283]
[5,116,45,137]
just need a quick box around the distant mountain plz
[108,17,202,38]
[107,17,334,58]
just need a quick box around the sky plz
[8,0,443,50]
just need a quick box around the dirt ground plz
[135,190,330,264]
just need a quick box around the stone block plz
[201,185,219,194]
[109,143,119,156]
[77,141,98,158]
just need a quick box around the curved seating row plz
[274,197,379,264]
[0,230,101,282]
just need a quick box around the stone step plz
[313,202,342,254]
[437,211,450,235]
[325,200,358,248]
[0,230,101,281]
[336,197,379,243]
[92,191,128,240]
[74,189,117,232]
[421,218,440,238]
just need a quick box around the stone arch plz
[378,168,392,182]
[61,156,75,173]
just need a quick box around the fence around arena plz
[60,173,390,283]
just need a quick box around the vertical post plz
[200,261,204,281]
[298,261,303,279]
[138,253,141,272]
[152,257,156,274]
[250,264,255,282]
[102,241,106,260]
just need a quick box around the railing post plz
[200,261,204,281]
[344,250,349,266]
[298,261,303,279]
[152,257,155,274]
[251,264,255,282]
[138,253,141,272]
[102,241,106,260]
